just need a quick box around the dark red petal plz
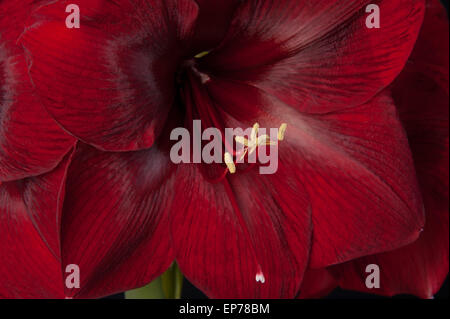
[205,78,425,267]
[21,0,198,151]
[190,0,241,52]
[394,0,449,210]
[0,151,73,298]
[331,0,449,298]
[330,203,448,299]
[171,165,312,298]
[202,0,425,112]
[399,0,449,94]
[61,142,176,298]
[297,268,337,299]
[0,1,75,182]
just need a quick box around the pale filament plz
[225,123,287,174]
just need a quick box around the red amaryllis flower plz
[0,0,439,299]
[327,0,449,299]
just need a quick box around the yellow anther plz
[236,123,278,159]
[194,51,210,59]
[246,135,275,155]
[251,123,260,141]
[278,123,287,141]
[224,152,236,174]
[231,123,284,170]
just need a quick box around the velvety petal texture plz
[297,269,337,299]
[21,0,198,151]
[168,67,424,298]
[0,151,73,298]
[205,79,424,267]
[330,0,449,298]
[60,142,177,298]
[201,0,425,113]
[171,164,312,298]
[190,0,241,52]
[0,0,75,182]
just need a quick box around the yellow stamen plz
[251,123,260,141]
[224,152,236,174]
[278,123,288,141]
[237,148,249,161]
[235,136,249,147]
[194,51,210,59]
[257,134,275,146]
[230,122,284,171]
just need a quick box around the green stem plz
[125,277,165,299]
[161,263,184,299]
[125,263,184,299]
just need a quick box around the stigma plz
[256,270,266,284]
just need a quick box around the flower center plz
[178,49,211,81]
[182,59,211,84]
